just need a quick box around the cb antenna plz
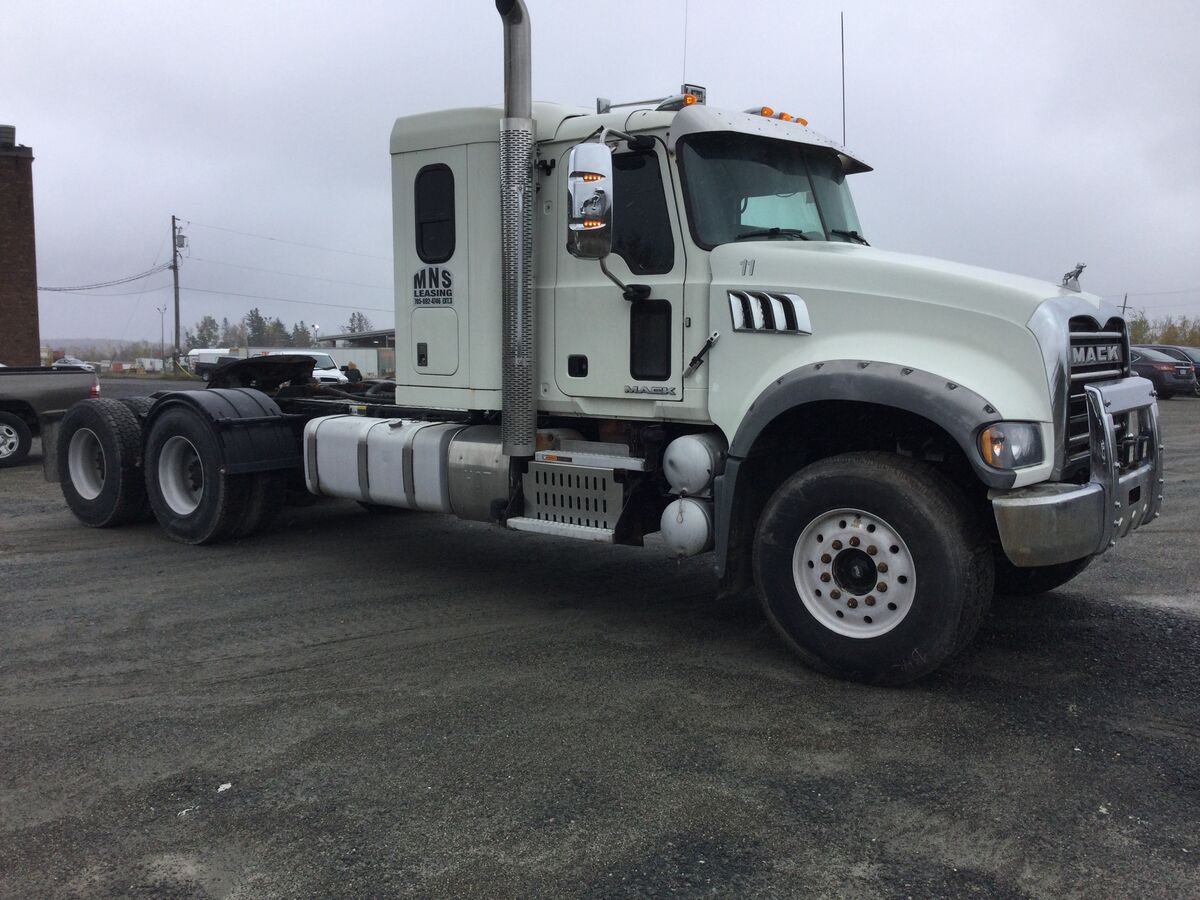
[682,0,690,82]
[841,11,846,146]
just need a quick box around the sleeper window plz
[414,164,455,264]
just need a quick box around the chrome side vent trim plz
[727,290,812,334]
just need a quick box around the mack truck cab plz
[51,0,1161,684]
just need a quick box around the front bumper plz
[990,377,1162,567]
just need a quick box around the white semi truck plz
[49,0,1162,683]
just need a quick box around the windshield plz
[677,132,863,249]
[307,354,338,370]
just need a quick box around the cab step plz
[505,517,615,542]
[511,459,626,541]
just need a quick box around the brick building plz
[0,125,40,366]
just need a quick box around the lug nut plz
[820,572,831,583]
[849,536,860,547]
[821,553,832,564]
[847,598,858,609]
[830,589,842,600]
[831,539,843,550]
[865,595,876,606]
[877,562,889,573]
[867,545,877,556]
[877,582,888,592]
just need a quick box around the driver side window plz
[610,150,674,275]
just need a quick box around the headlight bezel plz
[977,422,1045,470]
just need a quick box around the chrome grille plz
[1065,316,1129,479]
[727,291,812,334]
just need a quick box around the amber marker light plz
[580,173,603,182]
[582,219,604,229]
[760,106,774,117]
[683,94,697,105]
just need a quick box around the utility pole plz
[157,304,167,371]
[1121,292,1128,315]
[171,215,181,369]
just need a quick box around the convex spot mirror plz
[566,141,613,259]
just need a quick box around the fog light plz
[978,422,1043,469]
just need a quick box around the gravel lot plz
[1,379,1198,898]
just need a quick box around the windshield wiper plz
[831,228,870,245]
[734,227,811,241]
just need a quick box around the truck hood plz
[710,241,1114,326]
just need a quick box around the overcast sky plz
[10,0,1199,344]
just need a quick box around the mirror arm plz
[599,257,651,302]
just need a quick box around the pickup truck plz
[0,367,100,468]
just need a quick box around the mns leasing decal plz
[412,267,454,305]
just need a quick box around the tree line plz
[184,309,374,351]
[1126,313,1200,347]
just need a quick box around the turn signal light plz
[581,173,603,183]
[582,219,604,229]
[683,94,697,106]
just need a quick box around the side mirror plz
[566,141,613,259]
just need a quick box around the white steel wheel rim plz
[159,435,204,515]
[67,427,106,500]
[791,507,916,639]
[0,423,18,458]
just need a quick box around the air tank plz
[660,497,715,558]
[662,431,728,496]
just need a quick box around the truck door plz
[554,143,685,403]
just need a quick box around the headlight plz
[978,423,1044,470]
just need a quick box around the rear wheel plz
[753,452,992,685]
[144,407,249,544]
[0,411,32,468]
[57,399,147,526]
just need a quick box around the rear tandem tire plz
[0,411,33,468]
[57,399,147,527]
[118,397,157,521]
[144,407,250,544]
[753,451,993,685]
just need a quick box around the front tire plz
[993,553,1091,597]
[0,411,32,468]
[753,452,993,685]
[144,407,249,544]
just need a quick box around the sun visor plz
[667,105,872,174]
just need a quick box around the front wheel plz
[993,554,1091,597]
[753,452,993,685]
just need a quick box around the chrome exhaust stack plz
[496,0,536,457]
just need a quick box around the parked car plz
[0,366,100,467]
[51,356,96,373]
[1141,345,1200,395]
[1130,347,1197,399]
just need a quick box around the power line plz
[181,285,392,313]
[190,256,391,291]
[38,262,173,292]
[186,221,393,262]
[38,282,173,298]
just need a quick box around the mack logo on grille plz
[1071,344,1122,365]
